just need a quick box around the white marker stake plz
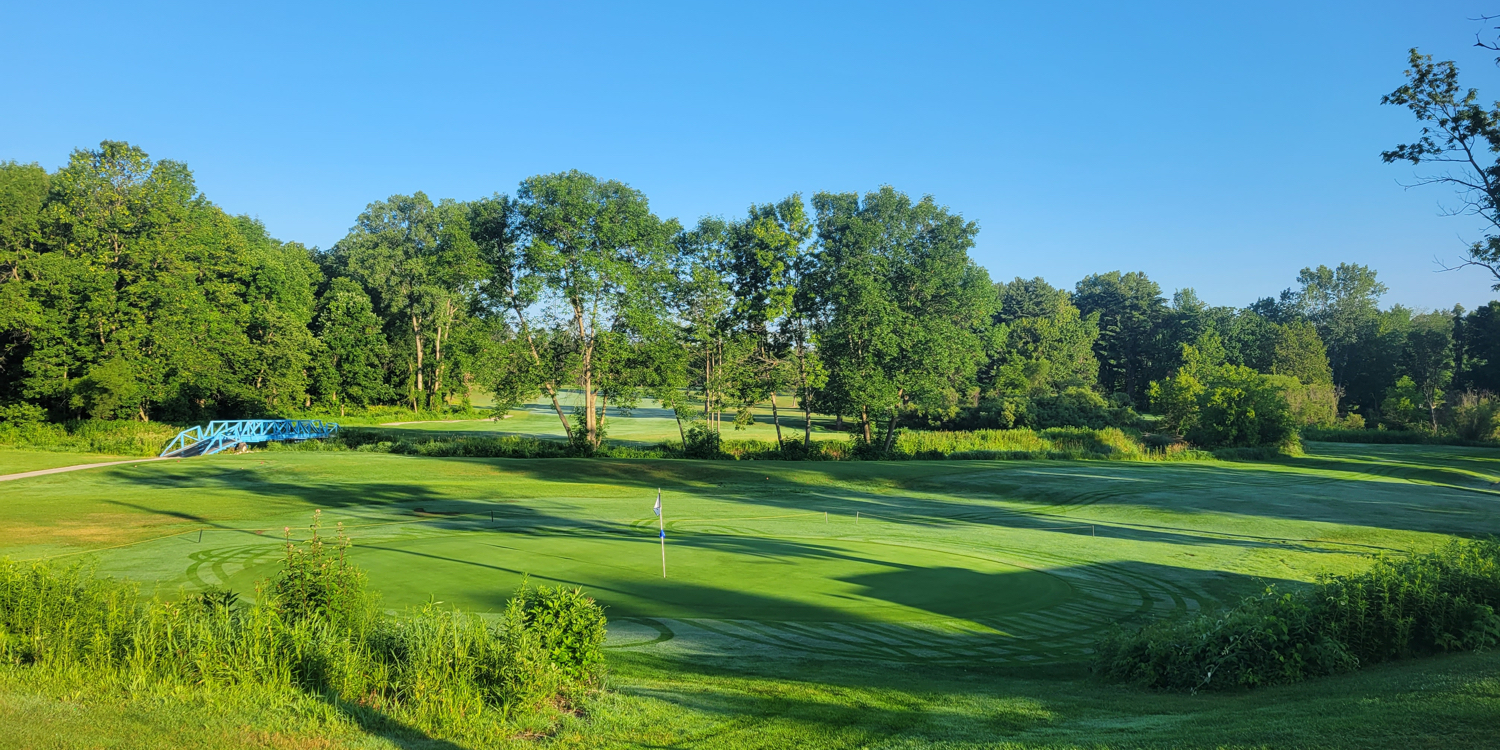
[657,489,666,578]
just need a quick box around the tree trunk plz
[882,404,900,454]
[412,313,425,413]
[770,391,783,448]
[674,405,687,449]
[577,305,598,447]
[860,405,872,443]
[511,302,573,441]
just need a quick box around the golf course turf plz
[1,436,1498,748]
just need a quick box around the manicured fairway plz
[2,441,1498,747]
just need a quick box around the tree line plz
[2,142,1498,449]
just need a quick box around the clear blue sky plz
[5,1,1498,310]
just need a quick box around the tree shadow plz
[315,693,470,750]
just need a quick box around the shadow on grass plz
[317,693,468,750]
[96,454,1458,560]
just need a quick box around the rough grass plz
[0,420,182,456]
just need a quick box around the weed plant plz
[1094,539,1500,692]
[0,512,607,736]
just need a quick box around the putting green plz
[208,530,1072,621]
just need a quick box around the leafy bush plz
[961,388,1138,431]
[1451,391,1500,441]
[680,422,723,458]
[1380,376,1429,431]
[513,585,608,683]
[1027,388,1140,429]
[268,511,367,624]
[1281,381,1339,428]
[0,403,47,427]
[1094,540,1500,692]
[1151,363,1298,451]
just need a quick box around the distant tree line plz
[2,142,1498,449]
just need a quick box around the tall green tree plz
[8,141,317,420]
[1271,321,1334,386]
[986,276,1099,396]
[809,187,994,449]
[512,171,680,449]
[1073,271,1167,406]
[1454,301,1500,394]
[1287,263,1386,389]
[1401,312,1455,432]
[332,192,482,411]
[0,161,51,402]
[721,195,814,446]
[312,277,390,415]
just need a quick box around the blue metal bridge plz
[159,419,340,457]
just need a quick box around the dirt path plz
[0,457,175,483]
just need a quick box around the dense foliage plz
[2,142,1498,454]
[1094,540,1500,691]
[0,513,606,732]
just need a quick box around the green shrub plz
[1027,388,1140,429]
[680,423,722,458]
[962,388,1138,431]
[0,403,47,427]
[1451,391,1500,442]
[1094,540,1500,692]
[514,585,608,683]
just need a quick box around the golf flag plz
[654,489,666,578]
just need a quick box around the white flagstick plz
[657,489,666,578]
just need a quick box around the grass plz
[0,449,140,474]
[0,434,1497,746]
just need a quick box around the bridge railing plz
[160,419,340,457]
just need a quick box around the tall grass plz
[0,513,607,734]
[1094,540,1500,692]
[0,419,182,456]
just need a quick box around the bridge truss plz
[159,419,340,457]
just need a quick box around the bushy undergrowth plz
[287,403,492,426]
[0,418,182,456]
[0,513,607,734]
[272,425,1231,463]
[1094,540,1500,692]
[1302,427,1499,447]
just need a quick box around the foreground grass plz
[4,650,1497,749]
